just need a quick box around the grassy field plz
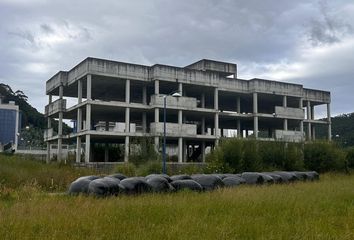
[1,156,354,239]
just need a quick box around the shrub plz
[129,137,159,166]
[241,139,262,172]
[136,161,163,176]
[345,147,354,169]
[114,163,137,177]
[304,141,346,172]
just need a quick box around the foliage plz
[304,141,346,172]
[136,161,163,176]
[113,163,137,177]
[129,137,160,166]
[346,147,354,169]
[206,138,346,173]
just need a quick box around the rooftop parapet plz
[185,59,237,77]
[46,71,68,94]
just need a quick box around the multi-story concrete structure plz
[0,97,20,152]
[44,58,331,163]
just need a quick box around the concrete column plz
[124,136,129,162]
[125,108,130,133]
[76,137,81,163]
[201,93,205,108]
[307,101,311,140]
[299,98,304,139]
[126,79,130,103]
[214,88,219,145]
[46,95,52,163]
[201,141,206,162]
[327,103,332,141]
[77,108,82,132]
[85,134,90,163]
[57,85,63,162]
[201,117,205,135]
[87,75,92,100]
[237,96,241,137]
[154,80,159,150]
[142,85,147,132]
[178,137,183,163]
[253,92,258,138]
[311,106,315,120]
[86,104,91,130]
[78,79,82,104]
[104,143,109,162]
[283,96,288,131]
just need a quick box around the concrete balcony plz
[43,128,54,140]
[275,130,304,142]
[150,122,197,136]
[46,71,68,94]
[150,95,197,109]
[275,106,304,119]
[45,99,66,116]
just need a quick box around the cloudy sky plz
[0,0,353,117]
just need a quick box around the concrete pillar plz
[307,101,311,140]
[76,137,81,163]
[201,141,206,162]
[57,85,64,162]
[178,137,183,163]
[201,93,205,108]
[214,88,219,145]
[77,108,82,132]
[154,80,160,150]
[201,117,205,135]
[299,98,304,139]
[46,95,52,163]
[311,106,315,120]
[237,96,241,138]
[104,143,109,162]
[125,108,130,133]
[87,75,92,100]
[86,104,91,131]
[253,92,258,138]
[327,103,332,141]
[142,85,147,133]
[78,79,82,104]
[124,136,129,162]
[85,134,90,163]
[283,96,288,131]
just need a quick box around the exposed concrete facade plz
[44,58,331,163]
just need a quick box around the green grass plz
[1,155,354,239]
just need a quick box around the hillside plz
[317,113,354,147]
[0,83,71,147]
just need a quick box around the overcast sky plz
[0,0,353,117]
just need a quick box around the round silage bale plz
[146,176,175,192]
[191,174,224,190]
[120,177,152,194]
[170,180,203,192]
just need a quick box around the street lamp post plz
[162,92,181,174]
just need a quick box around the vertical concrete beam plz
[214,88,219,145]
[237,96,241,137]
[178,137,183,163]
[201,141,206,162]
[307,101,312,141]
[327,103,332,141]
[85,134,90,163]
[253,92,258,138]
[124,79,130,162]
[283,96,288,131]
[311,105,315,120]
[154,80,159,149]
[78,79,82,104]
[299,98,304,139]
[201,117,205,135]
[124,136,129,162]
[46,95,52,163]
[142,85,147,133]
[77,108,82,132]
[201,93,205,108]
[76,137,81,163]
[57,85,63,162]
[87,75,92,100]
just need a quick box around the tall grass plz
[0,173,354,239]
[0,154,96,191]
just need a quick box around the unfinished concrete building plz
[44,58,331,163]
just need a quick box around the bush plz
[136,161,163,176]
[129,137,159,166]
[304,141,346,172]
[346,147,354,169]
[114,163,137,177]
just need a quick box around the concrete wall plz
[275,106,304,119]
[275,130,304,142]
[150,122,197,136]
[45,99,66,116]
[150,95,197,109]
